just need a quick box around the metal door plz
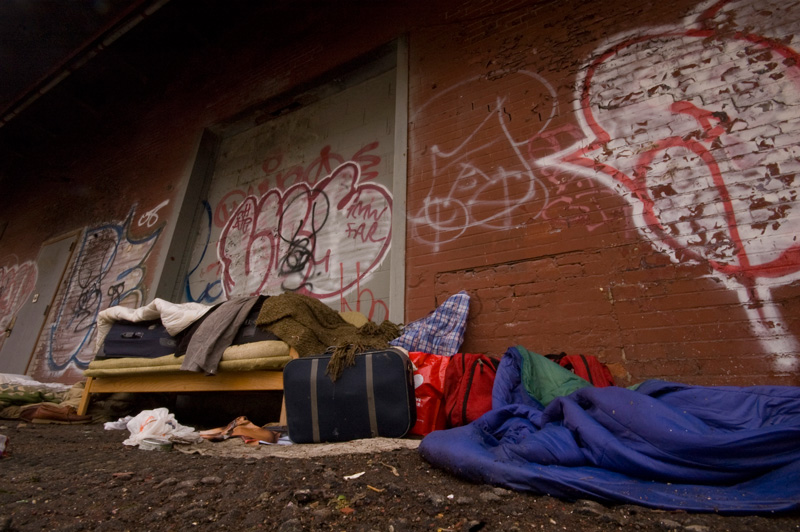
[0,232,78,375]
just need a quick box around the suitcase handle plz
[120,332,144,339]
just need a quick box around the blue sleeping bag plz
[418,346,800,513]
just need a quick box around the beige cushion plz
[84,340,291,377]
[339,311,369,328]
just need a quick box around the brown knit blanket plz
[255,292,401,380]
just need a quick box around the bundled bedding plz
[419,346,800,513]
[84,340,293,377]
[77,294,385,419]
[0,374,79,420]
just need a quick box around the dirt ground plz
[1,418,799,532]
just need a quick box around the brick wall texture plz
[2,0,799,385]
[405,0,800,386]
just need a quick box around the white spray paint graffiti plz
[537,0,800,369]
[218,161,392,302]
[409,71,558,251]
[138,199,170,228]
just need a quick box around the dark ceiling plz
[0,0,426,174]
[0,0,150,124]
[0,0,190,168]
[0,0,317,168]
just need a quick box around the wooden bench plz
[78,347,298,424]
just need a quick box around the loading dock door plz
[0,232,78,375]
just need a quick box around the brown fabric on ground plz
[256,293,401,380]
[30,403,93,424]
[0,382,84,420]
[199,416,280,445]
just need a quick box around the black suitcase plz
[98,319,178,359]
[282,347,416,443]
[231,296,280,345]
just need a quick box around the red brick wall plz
[9,1,451,382]
[406,0,800,386]
[4,0,800,386]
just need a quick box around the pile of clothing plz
[419,346,800,513]
[0,374,90,424]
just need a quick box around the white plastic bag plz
[123,407,202,446]
[104,415,133,431]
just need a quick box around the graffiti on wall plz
[182,140,393,319]
[262,142,383,190]
[409,70,613,247]
[213,144,383,230]
[532,123,618,233]
[410,0,800,368]
[186,142,392,319]
[410,67,642,247]
[137,199,170,228]
[218,161,392,308]
[536,0,800,366]
[44,207,163,373]
[184,200,224,304]
[409,72,557,251]
[0,260,37,350]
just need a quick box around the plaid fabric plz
[390,291,470,356]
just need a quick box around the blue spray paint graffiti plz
[184,200,223,304]
[45,208,163,372]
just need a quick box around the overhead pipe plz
[0,0,172,129]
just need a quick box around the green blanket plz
[0,383,64,408]
[256,292,401,379]
[516,346,594,406]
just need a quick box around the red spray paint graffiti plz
[531,123,614,232]
[338,262,390,322]
[218,161,392,305]
[0,260,37,350]
[537,0,800,364]
[214,143,382,229]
